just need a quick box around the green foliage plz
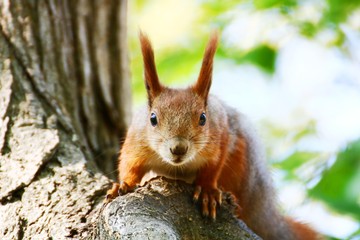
[156,47,203,84]
[241,45,277,73]
[265,120,320,180]
[299,21,318,38]
[320,0,360,50]
[275,151,320,180]
[310,139,360,221]
[218,44,277,73]
[130,0,360,103]
[201,0,243,18]
[253,0,297,10]
[349,228,360,239]
[292,120,317,142]
[325,0,360,24]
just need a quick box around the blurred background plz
[127,0,360,239]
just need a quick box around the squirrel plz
[106,31,321,240]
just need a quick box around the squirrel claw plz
[119,181,136,195]
[104,181,136,203]
[104,182,120,203]
[210,197,218,220]
[193,185,202,202]
[193,185,222,220]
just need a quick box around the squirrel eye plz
[150,113,158,126]
[199,112,206,126]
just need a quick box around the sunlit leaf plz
[330,30,346,47]
[310,139,360,221]
[242,45,277,73]
[218,44,277,73]
[275,151,319,171]
[253,0,297,10]
[349,228,360,239]
[299,21,318,38]
[325,0,360,24]
[292,120,316,142]
[201,0,243,16]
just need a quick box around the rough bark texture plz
[91,177,261,240]
[0,0,129,239]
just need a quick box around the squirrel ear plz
[139,31,162,104]
[193,32,219,103]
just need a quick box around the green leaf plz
[310,139,360,221]
[201,0,243,16]
[242,45,277,73]
[325,0,360,24]
[292,120,317,142]
[349,228,360,239]
[299,22,318,38]
[218,44,277,73]
[253,0,297,10]
[275,151,320,171]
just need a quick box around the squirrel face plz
[139,31,218,167]
[146,88,209,166]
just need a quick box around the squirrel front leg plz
[193,162,223,220]
[105,155,147,202]
[193,135,228,219]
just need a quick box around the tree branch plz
[91,178,261,240]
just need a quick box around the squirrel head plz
[139,31,218,166]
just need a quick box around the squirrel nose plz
[169,138,188,156]
[170,145,188,156]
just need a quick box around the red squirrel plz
[106,32,321,240]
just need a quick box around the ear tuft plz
[193,32,219,102]
[139,31,162,104]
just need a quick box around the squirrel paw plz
[104,182,120,203]
[118,181,135,195]
[193,185,222,220]
[104,181,135,203]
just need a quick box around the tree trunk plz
[0,1,259,239]
[0,0,129,238]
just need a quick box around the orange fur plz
[105,32,322,240]
[287,217,323,240]
[193,31,218,101]
[219,136,249,218]
[139,31,163,103]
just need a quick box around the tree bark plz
[0,0,129,238]
[92,177,260,240]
